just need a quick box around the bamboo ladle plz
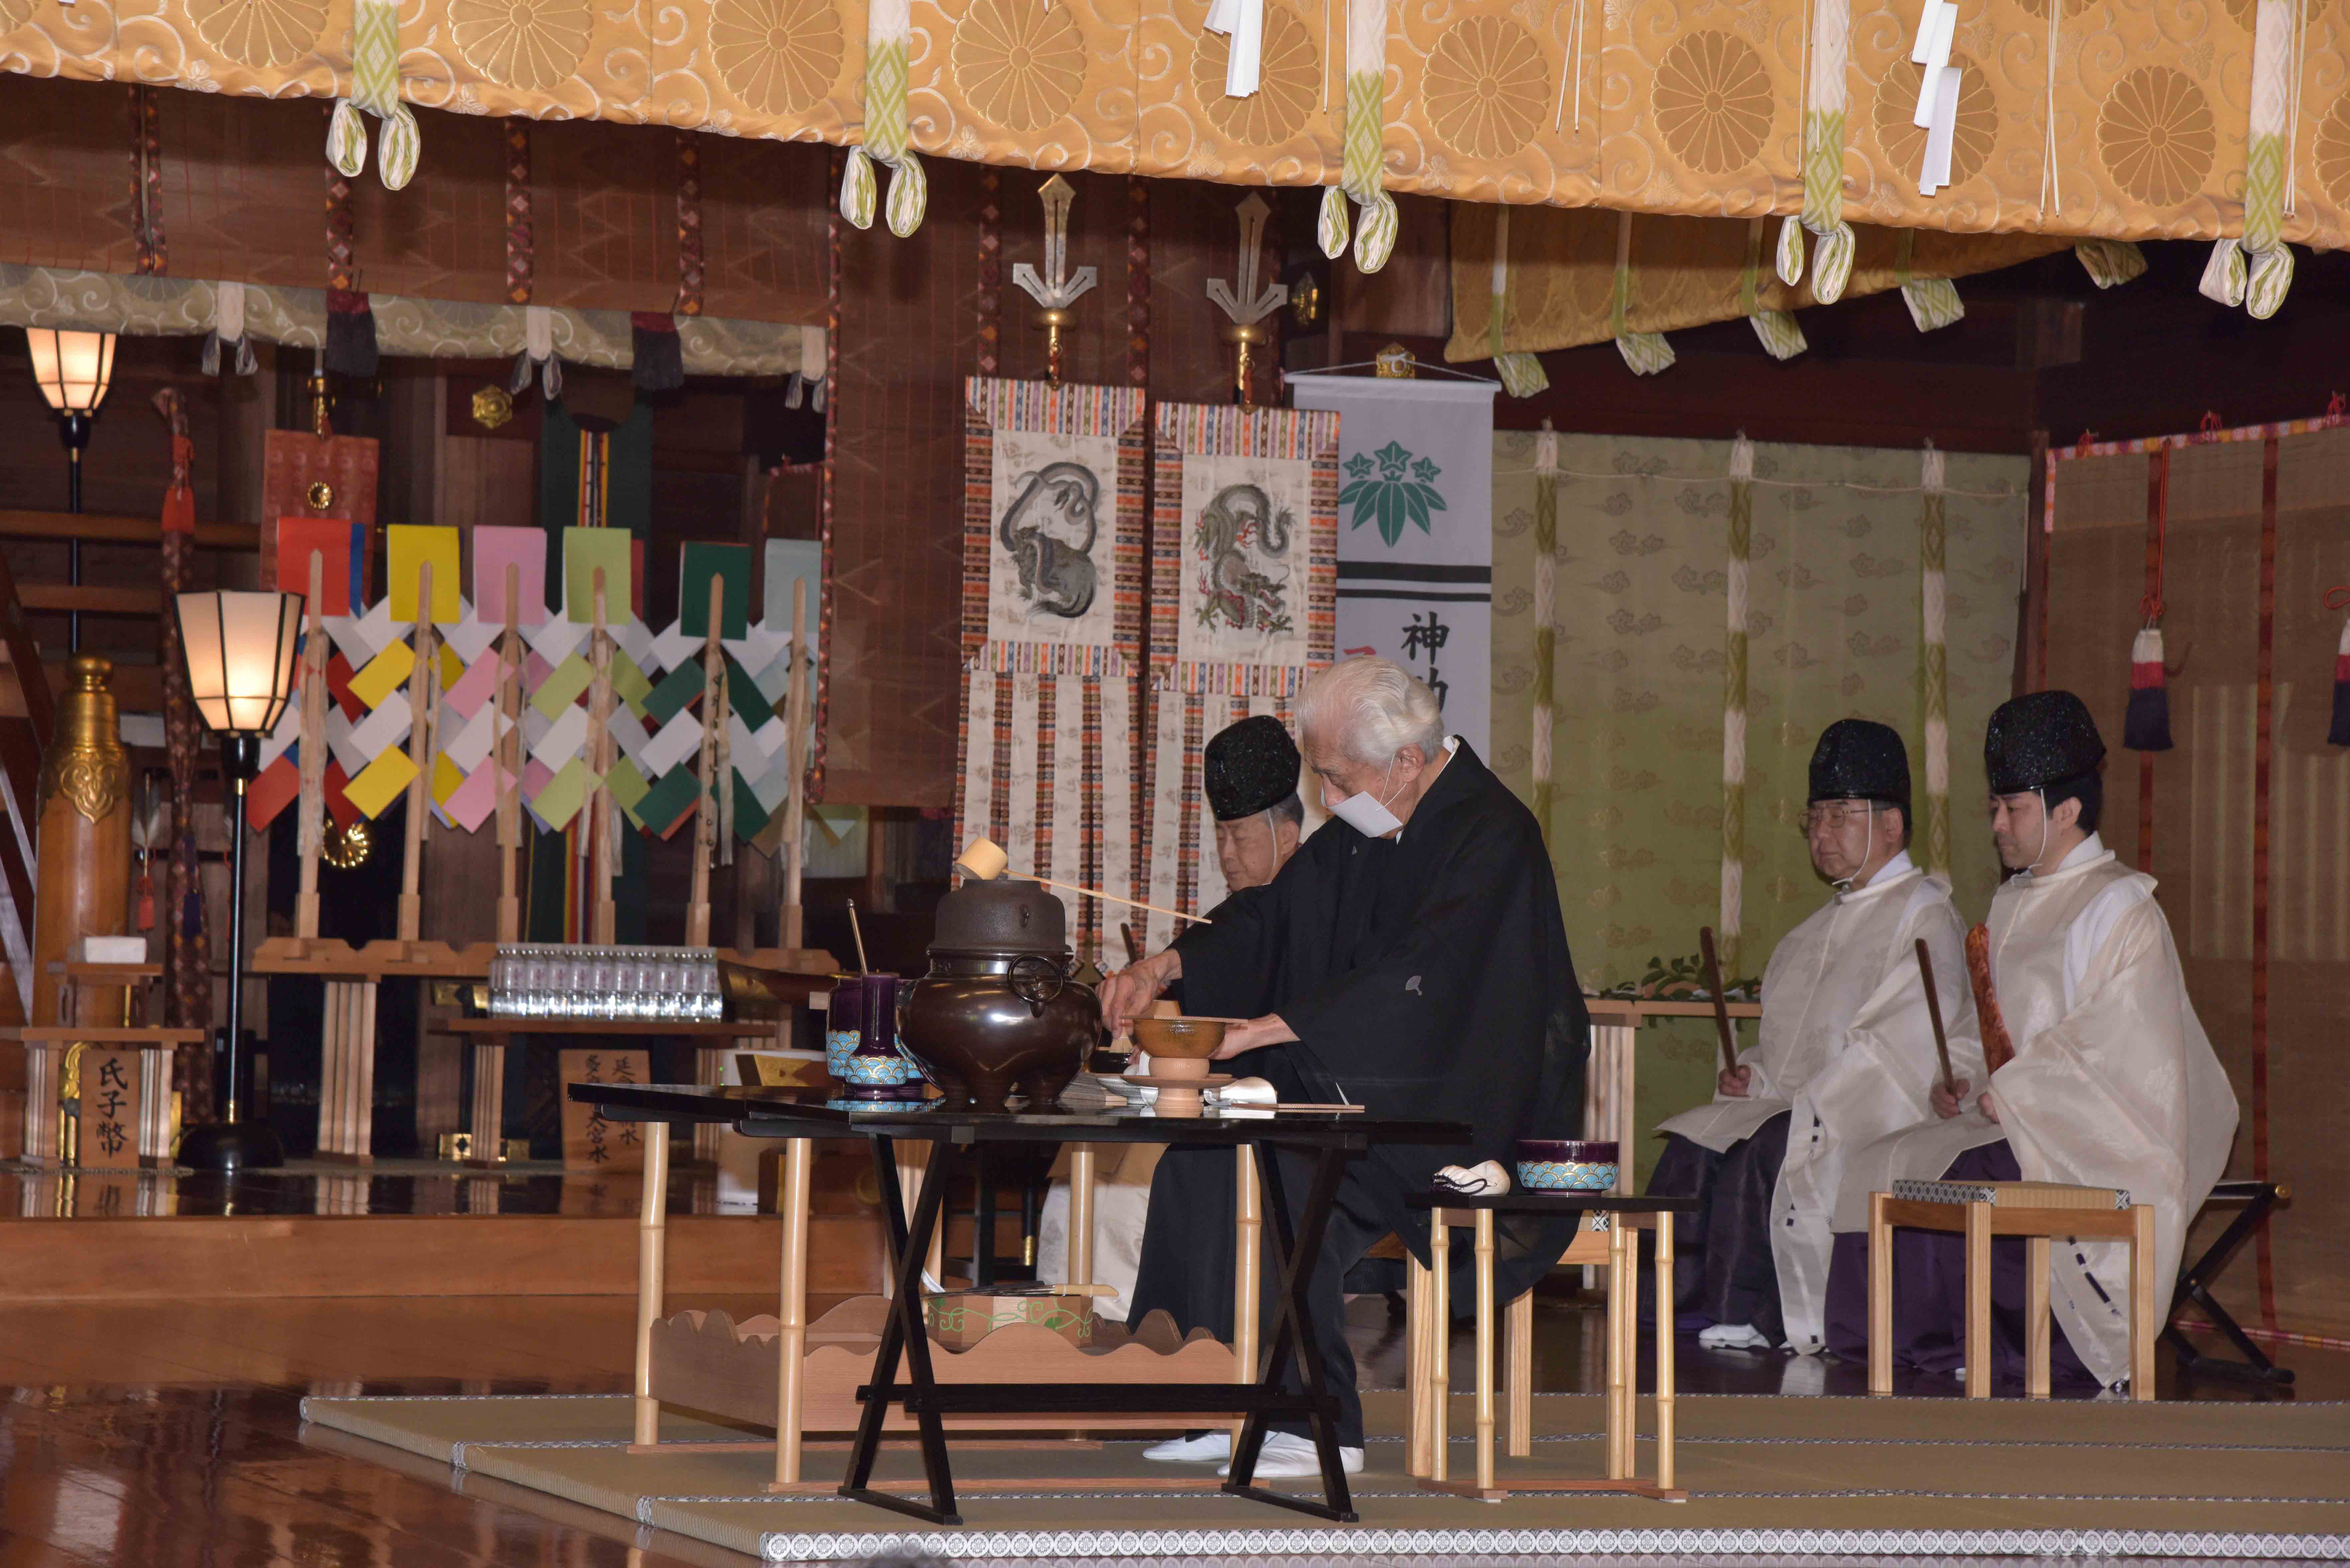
[954,835,1211,925]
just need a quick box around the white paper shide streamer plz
[1910,0,1963,196]
[1204,0,1267,97]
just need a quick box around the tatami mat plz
[300,1389,2350,1560]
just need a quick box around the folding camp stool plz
[1868,1178,2155,1401]
[2162,1178,2293,1385]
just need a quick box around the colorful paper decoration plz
[530,654,594,720]
[564,528,633,623]
[344,747,421,819]
[640,710,705,776]
[642,662,706,726]
[632,766,699,837]
[275,519,364,616]
[604,759,652,822]
[388,525,463,622]
[531,704,591,769]
[347,640,415,709]
[679,542,752,640]
[473,526,550,626]
[246,753,301,831]
[531,756,588,831]
[442,760,505,832]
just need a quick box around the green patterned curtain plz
[1492,431,2026,1177]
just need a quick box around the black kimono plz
[1126,740,1588,1445]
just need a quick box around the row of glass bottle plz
[488,945,725,1021]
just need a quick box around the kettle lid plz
[931,877,1068,955]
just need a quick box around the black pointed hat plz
[1985,689,2106,794]
[1204,714,1302,822]
[1808,719,1910,810]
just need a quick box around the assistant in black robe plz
[1126,739,1589,1446]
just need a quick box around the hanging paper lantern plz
[2124,625,2173,751]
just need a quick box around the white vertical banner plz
[1289,375,1497,753]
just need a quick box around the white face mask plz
[1327,765,1405,838]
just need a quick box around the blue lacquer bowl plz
[1516,1139,1620,1192]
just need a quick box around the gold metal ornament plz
[305,479,335,510]
[1206,194,1288,411]
[38,655,128,823]
[1290,273,1323,329]
[1374,342,1418,378]
[471,385,515,430]
[322,816,372,869]
[1011,175,1097,390]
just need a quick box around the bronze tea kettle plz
[898,878,1101,1111]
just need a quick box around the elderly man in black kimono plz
[1100,656,1589,1479]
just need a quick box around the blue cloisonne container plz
[1515,1139,1620,1192]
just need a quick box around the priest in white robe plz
[1650,720,1981,1354]
[1824,690,2239,1391]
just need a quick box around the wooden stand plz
[1582,998,1763,1199]
[249,940,496,1164]
[0,1024,202,1168]
[437,1017,778,1171]
[1407,1196,1687,1502]
[1867,1186,2157,1401]
[615,1126,1260,1487]
[316,980,378,1163]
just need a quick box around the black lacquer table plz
[573,1081,1469,1526]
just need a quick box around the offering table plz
[1583,997,1762,1196]
[574,1081,1470,1528]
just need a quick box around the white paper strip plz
[1912,5,1955,128]
[1006,673,1041,884]
[1910,0,1948,63]
[640,709,705,776]
[1920,65,1962,193]
[608,617,654,672]
[530,702,590,769]
[649,618,699,672]
[441,607,497,664]
[442,701,498,772]
[1049,674,1084,910]
[341,690,412,775]
[526,614,589,664]
[610,706,654,766]
[960,663,999,853]
[258,700,303,773]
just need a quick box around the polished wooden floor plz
[0,1289,2338,1568]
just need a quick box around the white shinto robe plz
[1659,852,1983,1352]
[1834,834,2240,1388]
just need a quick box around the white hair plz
[1297,656,1446,766]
